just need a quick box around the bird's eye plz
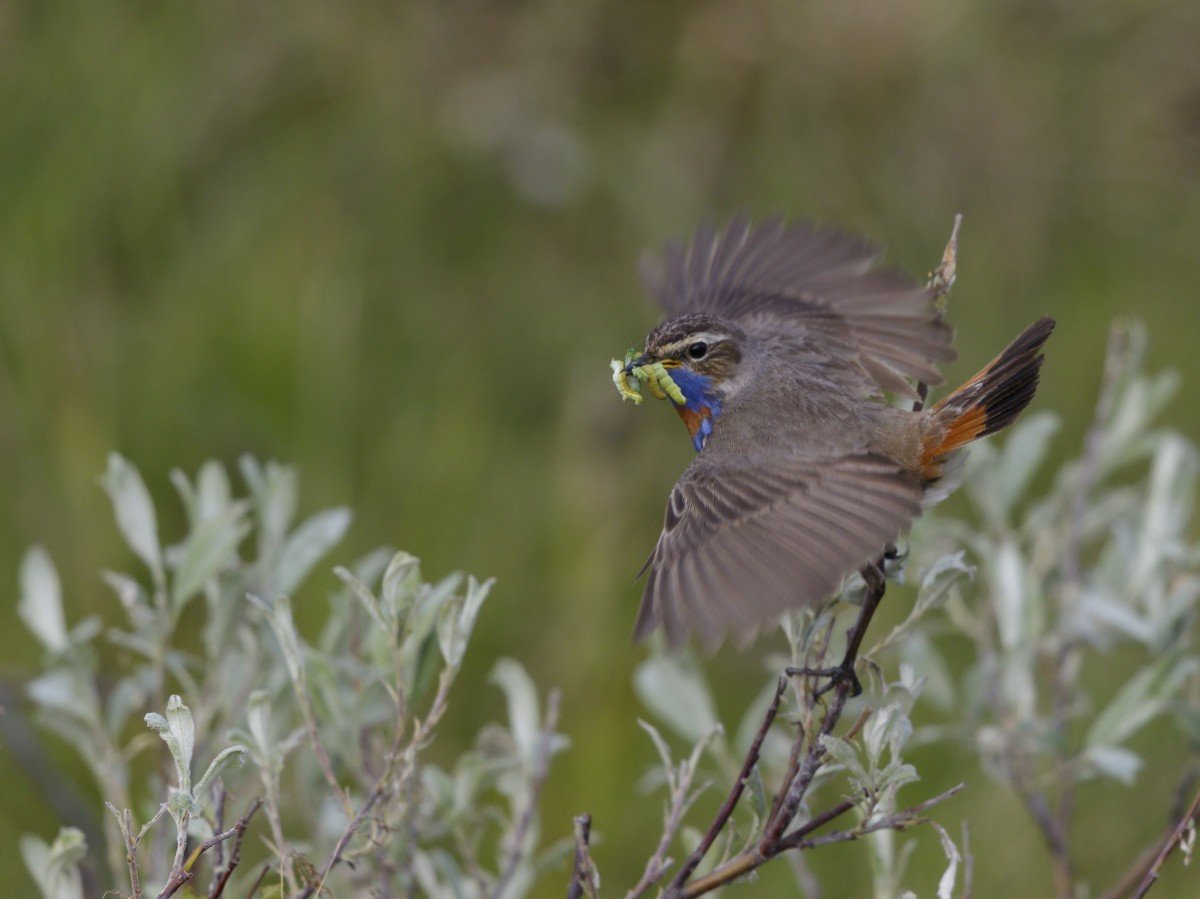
[688,341,709,360]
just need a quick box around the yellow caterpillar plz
[610,354,687,406]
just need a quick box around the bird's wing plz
[634,452,923,651]
[641,216,956,398]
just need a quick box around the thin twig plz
[776,799,855,847]
[764,683,852,847]
[914,212,961,414]
[928,213,962,308]
[664,677,787,893]
[1010,755,1073,897]
[492,689,562,899]
[293,677,355,821]
[1131,783,1200,898]
[207,798,264,899]
[157,799,262,899]
[680,786,963,897]
[769,564,887,843]
[567,814,598,899]
[244,864,271,898]
[118,807,143,899]
[294,734,405,899]
[775,783,964,851]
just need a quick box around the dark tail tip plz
[924,317,1055,469]
[976,316,1055,438]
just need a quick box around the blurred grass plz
[2,0,1199,894]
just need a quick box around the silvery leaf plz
[819,733,867,784]
[1085,745,1143,785]
[172,503,250,609]
[1101,368,1179,475]
[145,695,195,793]
[880,760,919,793]
[381,552,422,621]
[27,670,99,726]
[194,744,249,799]
[1077,589,1153,645]
[100,454,162,583]
[863,703,912,768]
[913,552,974,619]
[252,594,305,683]
[930,821,961,899]
[633,655,719,745]
[1151,576,1200,649]
[276,507,351,595]
[990,542,1039,650]
[1085,651,1199,748]
[246,690,273,757]
[972,413,1060,529]
[1131,436,1197,590]
[491,658,540,764]
[994,413,1059,516]
[106,673,151,737]
[102,571,153,629]
[240,456,297,555]
[195,460,232,524]
[335,566,388,633]
[20,827,85,899]
[437,576,493,668]
[19,546,68,653]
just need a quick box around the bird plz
[618,215,1054,652]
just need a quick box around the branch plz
[157,799,262,899]
[208,798,265,899]
[1131,783,1200,898]
[681,785,963,897]
[663,677,787,894]
[776,784,964,851]
[915,212,962,412]
[658,562,896,899]
[567,814,599,899]
[492,688,562,899]
[293,734,404,899]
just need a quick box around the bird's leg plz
[787,554,889,698]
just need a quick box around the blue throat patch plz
[668,368,723,452]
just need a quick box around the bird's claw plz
[786,663,863,699]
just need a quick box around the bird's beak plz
[623,354,650,374]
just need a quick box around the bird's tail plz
[920,316,1055,479]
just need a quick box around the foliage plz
[600,321,1200,897]
[17,323,1200,898]
[19,456,566,898]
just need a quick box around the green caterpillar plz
[610,353,687,406]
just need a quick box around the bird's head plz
[620,313,749,451]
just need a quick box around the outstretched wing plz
[641,216,956,399]
[634,452,923,651]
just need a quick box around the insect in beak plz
[611,351,688,406]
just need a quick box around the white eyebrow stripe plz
[659,331,727,354]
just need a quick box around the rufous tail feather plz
[920,316,1055,478]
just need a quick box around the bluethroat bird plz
[616,216,1053,651]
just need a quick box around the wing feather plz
[644,217,956,398]
[634,453,923,649]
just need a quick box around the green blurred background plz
[2,0,1199,894]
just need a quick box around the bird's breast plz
[675,405,717,452]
